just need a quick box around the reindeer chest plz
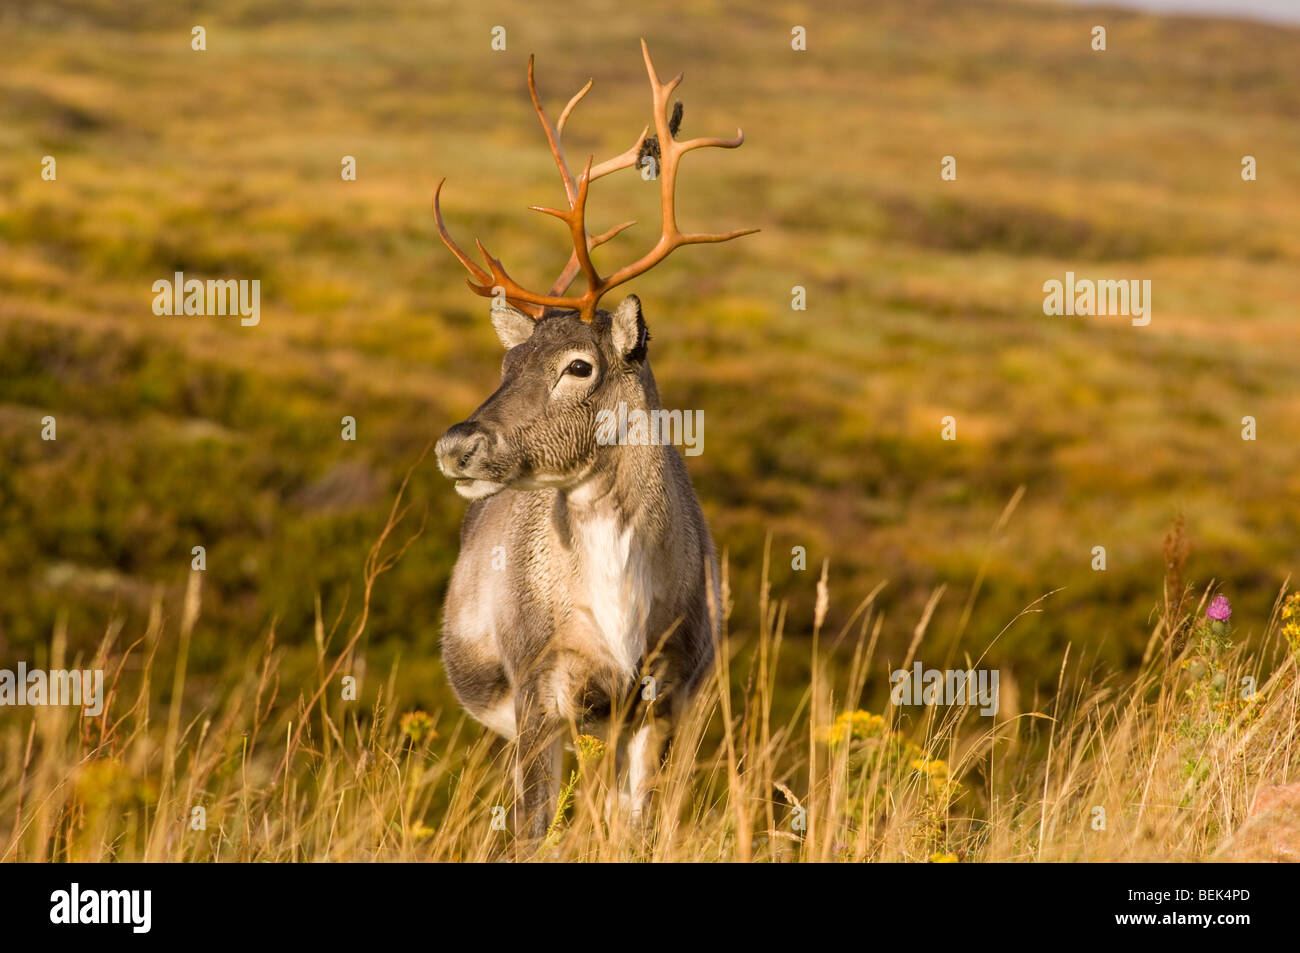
[560,511,654,679]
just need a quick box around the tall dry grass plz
[2,475,1295,863]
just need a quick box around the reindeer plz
[432,40,754,843]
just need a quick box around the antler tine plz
[432,179,494,289]
[530,156,602,297]
[590,125,650,180]
[597,40,758,295]
[472,238,572,315]
[434,179,554,317]
[528,55,578,206]
[549,218,637,296]
[556,78,593,136]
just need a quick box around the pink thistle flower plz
[1207,596,1232,622]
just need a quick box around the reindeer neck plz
[559,364,672,530]
[562,438,668,529]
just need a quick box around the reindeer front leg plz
[512,688,563,850]
[615,670,675,828]
[624,714,667,825]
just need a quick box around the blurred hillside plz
[1,0,1297,708]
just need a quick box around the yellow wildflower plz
[911,757,948,777]
[1281,594,1300,654]
[575,733,607,764]
[399,710,436,744]
[819,710,887,745]
[928,851,959,863]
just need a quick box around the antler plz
[433,39,757,322]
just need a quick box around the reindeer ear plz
[490,304,535,349]
[611,295,649,363]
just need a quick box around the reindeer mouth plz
[454,478,507,500]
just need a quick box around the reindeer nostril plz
[452,432,489,472]
[437,423,487,477]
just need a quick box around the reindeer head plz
[432,40,754,500]
[436,297,652,499]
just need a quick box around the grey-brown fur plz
[435,295,719,843]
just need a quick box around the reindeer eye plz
[566,359,593,378]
